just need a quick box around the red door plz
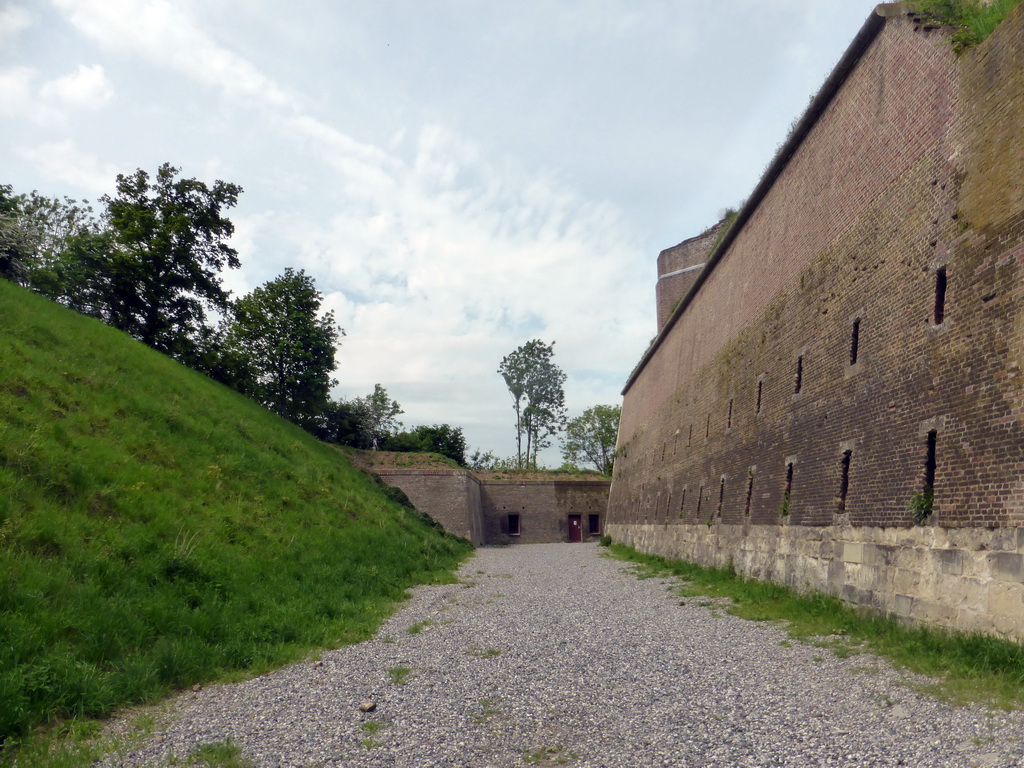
[568,515,582,542]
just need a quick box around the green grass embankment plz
[0,280,473,748]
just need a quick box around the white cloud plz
[0,64,113,125]
[39,64,113,109]
[19,139,119,194]
[0,4,32,41]
[52,0,295,108]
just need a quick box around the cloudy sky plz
[2,0,884,464]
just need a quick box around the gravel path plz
[107,543,1024,767]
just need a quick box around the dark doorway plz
[588,514,601,536]
[568,515,582,543]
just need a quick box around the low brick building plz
[608,3,1024,642]
[352,453,609,546]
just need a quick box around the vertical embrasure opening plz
[717,478,725,515]
[925,430,937,492]
[705,414,710,438]
[934,267,947,325]
[850,319,861,365]
[696,485,704,516]
[838,450,852,512]
[679,488,686,517]
[744,473,754,517]
[782,462,794,516]
[756,379,763,414]
[795,355,804,394]
[687,424,693,447]
[727,399,733,430]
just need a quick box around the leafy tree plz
[352,384,403,449]
[498,339,567,469]
[15,192,105,307]
[561,404,621,475]
[314,399,365,446]
[0,184,36,283]
[97,163,242,363]
[384,424,467,465]
[225,268,342,428]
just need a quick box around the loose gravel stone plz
[104,543,1024,767]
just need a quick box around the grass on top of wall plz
[0,280,473,757]
[608,543,1024,708]
[918,0,1024,51]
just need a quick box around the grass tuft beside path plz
[609,543,1024,708]
[0,280,472,753]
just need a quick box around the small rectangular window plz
[837,450,852,512]
[795,355,804,394]
[588,514,600,535]
[850,319,861,365]
[508,513,520,536]
[934,267,947,325]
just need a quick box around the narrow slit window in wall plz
[850,319,861,365]
[705,414,710,438]
[925,430,937,492]
[727,399,733,430]
[756,379,763,415]
[696,486,704,516]
[838,450,852,512]
[744,474,754,516]
[687,424,692,447]
[795,355,804,394]
[934,267,947,325]
[783,462,794,516]
[679,488,686,516]
[508,513,521,536]
[717,478,725,515]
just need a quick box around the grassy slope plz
[0,281,472,745]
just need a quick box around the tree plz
[352,384,403,449]
[561,404,621,475]
[0,184,36,283]
[98,163,242,363]
[384,424,467,465]
[498,339,567,469]
[225,268,342,428]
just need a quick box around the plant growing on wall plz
[917,0,1023,51]
[908,487,934,525]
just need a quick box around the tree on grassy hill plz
[0,184,36,283]
[352,384,403,450]
[384,424,467,465]
[561,404,621,475]
[498,339,567,469]
[225,268,342,429]
[98,163,242,364]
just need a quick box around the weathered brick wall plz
[655,223,721,331]
[371,469,609,546]
[374,470,484,545]
[609,5,1024,641]
[480,479,609,544]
